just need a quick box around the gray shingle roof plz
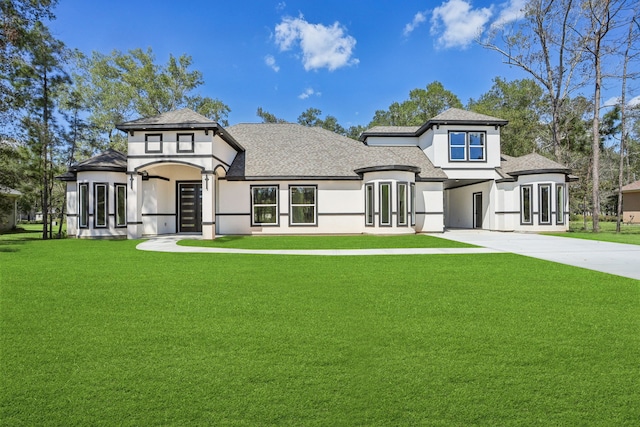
[226,123,446,180]
[118,108,215,127]
[430,108,507,124]
[501,153,570,176]
[361,108,508,141]
[57,149,127,181]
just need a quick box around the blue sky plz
[47,0,633,127]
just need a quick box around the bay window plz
[521,185,532,225]
[94,183,107,228]
[79,183,89,228]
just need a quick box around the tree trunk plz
[616,18,633,233]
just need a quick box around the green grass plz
[545,221,640,245]
[1,235,639,425]
[178,233,475,249]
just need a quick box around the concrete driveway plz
[438,230,640,281]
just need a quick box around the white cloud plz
[403,11,427,37]
[604,95,640,108]
[298,87,321,100]
[276,2,286,12]
[430,0,493,49]
[490,0,526,31]
[274,15,359,71]
[264,54,280,72]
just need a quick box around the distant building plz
[0,187,21,231]
[622,180,640,224]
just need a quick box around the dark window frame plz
[556,184,565,225]
[365,183,375,226]
[115,183,127,228]
[79,182,89,228]
[94,182,108,229]
[538,184,552,225]
[145,133,163,154]
[251,185,280,226]
[289,185,318,226]
[410,182,416,226]
[520,185,533,225]
[379,182,392,227]
[177,132,195,153]
[397,182,408,226]
[448,131,487,162]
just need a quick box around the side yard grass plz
[1,235,638,425]
[545,221,640,245]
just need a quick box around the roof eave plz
[417,119,509,136]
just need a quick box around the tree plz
[468,77,545,156]
[480,0,585,162]
[256,107,287,123]
[73,48,230,150]
[297,108,346,135]
[0,0,57,132]
[10,21,68,239]
[370,81,462,126]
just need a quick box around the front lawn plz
[179,233,475,249]
[545,221,640,245]
[1,237,638,425]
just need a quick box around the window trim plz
[94,182,108,229]
[538,184,552,225]
[115,183,127,228]
[556,184,565,225]
[397,182,408,226]
[379,182,392,227]
[251,185,279,226]
[520,185,533,225]
[410,182,416,226]
[448,131,487,162]
[365,183,375,226]
[145,133,163,154]
[177,132,195,153]
[289,185,317,226]
[79,183,89,229]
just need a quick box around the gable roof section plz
[225,123,446,181]
[622,180,640,192]
[116,108,244,152]
[360,108,508,142]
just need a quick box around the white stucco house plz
[58,108,575,239]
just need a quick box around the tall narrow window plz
[397,182,407,226]
[94,183,107,228]
[410,183,416,226]
[556,184,565,225]
[380,182,391,226]
[539,184,551,225]
[79,183,89,228]
[251,185,279,226]
[290,185,317,226]
[365,183,374,226]
[521,185,532,225]
[115,184,127,227]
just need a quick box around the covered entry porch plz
[127,162,223,239]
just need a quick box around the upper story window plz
[449,131,486,162]
[145,133,163,153]
[177,133,194,153]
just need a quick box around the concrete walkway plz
[438,229,640,281]
[136,235,502,256]
[136,231,640,281]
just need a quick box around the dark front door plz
[178,182,202,233]
[473,192,482,229]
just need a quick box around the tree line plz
[1,0,638,238]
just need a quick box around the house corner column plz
[127,172,143,239]
[202,172,215,239]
